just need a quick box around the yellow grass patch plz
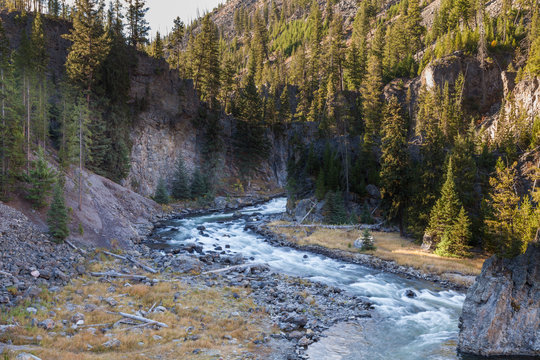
[268,221,486,277]
[1,260,274,360]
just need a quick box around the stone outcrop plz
[421,52,506,113]
[458,244,540,357]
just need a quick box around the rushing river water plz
[153,198,466,360]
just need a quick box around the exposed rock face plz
[458,244,540,357]
[421,52,506,113]
[125,57,201,196]
[125,56,287,197]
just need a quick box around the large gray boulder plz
[458,243,540,357]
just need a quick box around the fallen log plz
[102,251,158,274]
[65,239,87,255]
[270,223,383,230]
[89,271,148,281]
[201,263,264,275]
[112,311,168,328]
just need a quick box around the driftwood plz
[65,239,87,255]
[0,324,17,332]
[112,311,168,328]
[102,250,158,274]
[271,224,374,230]
[90,271,148,281]
[0,270,14,277]
[201,263,264,275]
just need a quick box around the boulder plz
[365,185,381,199]
[458,244,540,357]
[294,199,314,223]
[421,232,436,251]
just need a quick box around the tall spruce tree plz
[426,157,462,244]
[190,15,220,108]
[25,147,55,209]
[47,180,69,242]
[127,0,149,49]
[64,0,111,106]
[172,154,190,200]
[484,159,523,257]
[435,206,472,257]
[380,97,409,234]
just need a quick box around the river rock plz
[458,244,540,357]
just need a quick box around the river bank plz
[247,220,480,291]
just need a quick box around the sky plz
[146,0,224,36]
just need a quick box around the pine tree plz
[485,159,523,258]
[278,85,292,123]
[435,206,472,257]
[127,0,149,49]
[324,191,348,224]
[190,15,220,108]
[153,178,169,204]
[407,0,424,54]
[47,180,69,242]
[190,167,207,199]
[426,157,462,244]
[526,5,540,76]
[380,97,409,234]
[25,147,56,209]
[172,154,190,200]
[64,0,111,105]
[362,51,383,154]
[150,31,164,59]
[315,170,326,200]
[167,17,185,70]
[360,228,376,251]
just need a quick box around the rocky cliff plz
[458,243,540,357]
[124,56,288,197]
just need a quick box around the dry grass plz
[0,260,274,360]
[268,221,486,277]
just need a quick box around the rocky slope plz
[457,243,540,357]
[0,202,84,306]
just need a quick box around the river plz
[152,198,466,360]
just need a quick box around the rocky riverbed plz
[134,241,373,359]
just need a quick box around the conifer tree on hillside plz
[526,5,540,76]
[47,180,69,242]
[172,155,190,200]
[362,51,383,154]
[25,147,56,209]
[167,17,185,70]
[190,167,207,199]
[484,159,538,258]
[190,15,220,108]
[380,97,409,234]
[127,0,149,49]
[150,31,164,59]
[153,178,169,204]
[427,157,462,244]
[64,0,111,106]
